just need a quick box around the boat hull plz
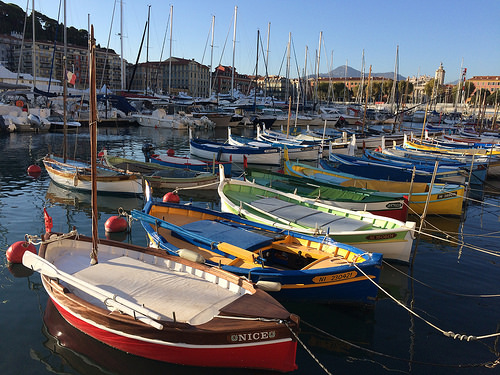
[137,202,383,304]
[35,234,299,372]
[190,138,281,165]
[218,175,415,263]
[43,156,142,195]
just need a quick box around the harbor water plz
[1,126,499,374]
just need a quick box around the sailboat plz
[14,26,300,372]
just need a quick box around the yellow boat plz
[284,154,466,216]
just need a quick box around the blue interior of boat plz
[175,219,274,252]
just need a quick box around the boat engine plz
[142,143,155,162]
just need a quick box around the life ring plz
[15,100,24,107]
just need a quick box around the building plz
[212,65,252,96]
[126,57,210,97]
[435,62,445,86]
[468,76,500,94]
[0,32,122,91]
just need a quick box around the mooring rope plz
[300,319,500,369]
[352,262,500,342]
[285,321,333,375]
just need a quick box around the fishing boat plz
[12,28,300,373]
[364,148,487,186]
[381,145,500,180]
[43,154,143,195]
[218,166,416,263]
[284,154,466,216]
[101,152,218,191]
[147,148,233,177]
[327,153,468,185]
[227,127,320,161]
[132,186,383,304]
[190,136,282,165]
[244,167,409,222]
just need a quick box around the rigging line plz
[382,260,500,298]
[352,262,500,342]
[200,17,211,65]
[99,0,117,88]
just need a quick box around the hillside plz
[0,1,99,48]
[320,65,406,80]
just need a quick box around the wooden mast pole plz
[89,25,98,265]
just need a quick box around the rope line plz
[285,321,333,375]
[301,320,500,369]
[352,262,500,342]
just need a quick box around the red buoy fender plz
[6,241,37,264]
[104,216,128,233]
[163,191,180,203]
[27,165,42,177]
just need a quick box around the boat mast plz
[286,32,291,101]
[31,0,36,88]
[253,29,259,113]
[63,0,68,162]
[168,5,173,94]
[89,25,98,265]
[303,45,307,109]
[145,5,150,95]
[120,0,124,91]
[314,31,322,110]
[389,45,399,115]
[209,14,215,97]
[231,5,237,99]
[264,22,270,100]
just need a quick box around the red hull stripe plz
[52,298,298,372]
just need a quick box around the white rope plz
[352,262,500,342]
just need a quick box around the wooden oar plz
[133,209,259,263]
[22,251,163,330]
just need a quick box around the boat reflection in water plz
[45,180,143,214]
[40,299,265,375]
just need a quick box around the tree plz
[398,80,414,103]
[370,82,382,102]
[382,80,393,100]
[424,78,436,98]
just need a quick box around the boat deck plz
[49,242,244,325]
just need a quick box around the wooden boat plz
[218,166,416,263]
[43,154,142,195]
[102,152,218,190]
[132,186,383,304]
[22,229,299,371]
[14,30,300,373]
[381,145,500,180]
[190,137,282,165]
[364,148,487,186]
[244,167,409,222]
[227,127,320,161]
[328,153,468,185]
[284,155,466,216]
[148,152,233,177]
[404,137,500,156]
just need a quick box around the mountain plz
[320,65,406,81]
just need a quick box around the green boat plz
[219,165,416,263]
[244,167,408,222]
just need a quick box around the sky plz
[6,0,500,82]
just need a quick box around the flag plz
[66,70,77,85]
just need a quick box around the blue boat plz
[327,153,470,185]
[132,185,383,305]
[363,149,487,186]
